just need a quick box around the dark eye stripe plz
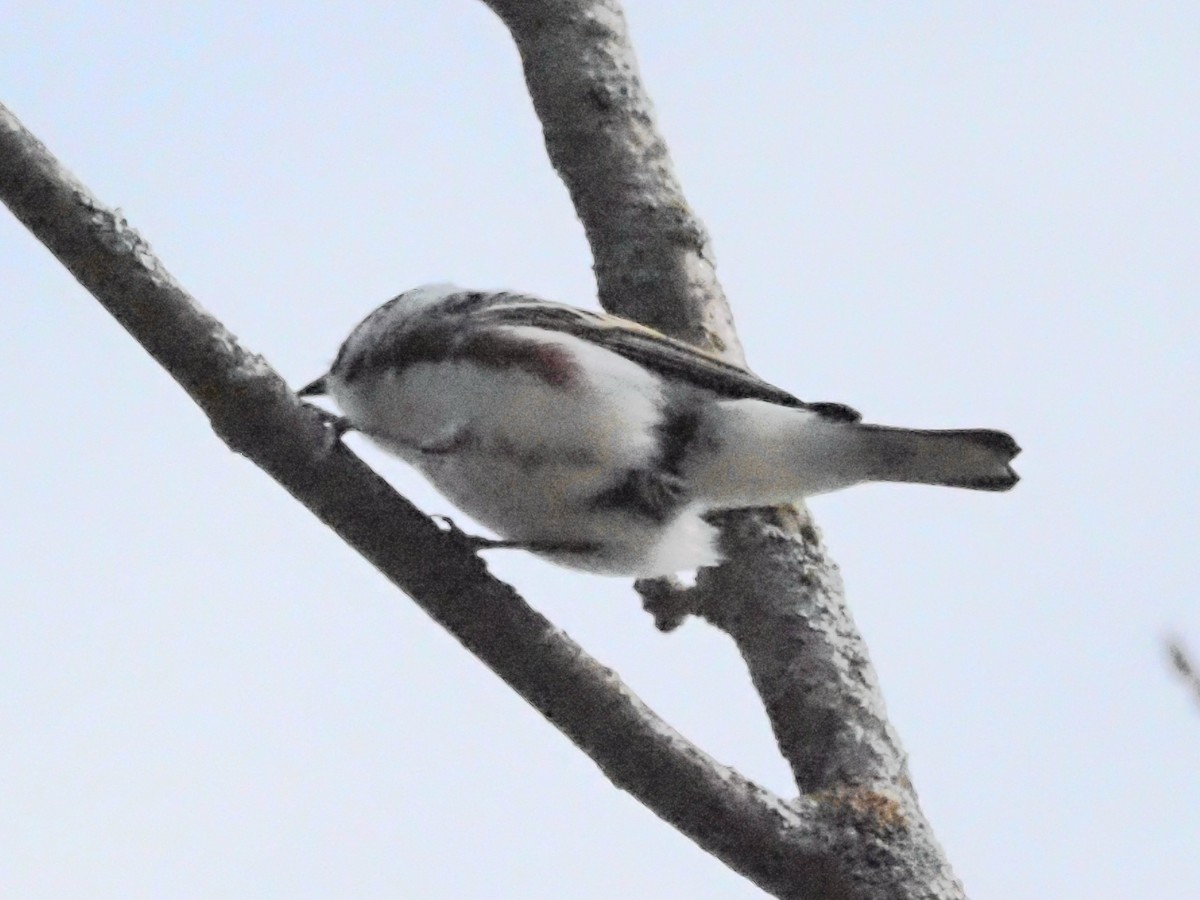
[332,289,485,381]
[340,314,580,390]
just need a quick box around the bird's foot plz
[432,516,597,556]
[303,403,354,451]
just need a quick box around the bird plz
[299,284,1019,577]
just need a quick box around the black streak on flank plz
[657,403,702,477]
[592,469,687,524]
[591,401,700,524]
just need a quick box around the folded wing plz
[472,297,861,421]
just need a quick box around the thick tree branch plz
[481,0,739,354]
[482,0,964,896]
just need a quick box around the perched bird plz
[300,285,1019,577]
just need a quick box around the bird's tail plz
[846,424,1020,491]
[687,400,1020,508]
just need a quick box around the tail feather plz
[853,425,1020,491]
[687,400,1021,508]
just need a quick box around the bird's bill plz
[297,375,329,397]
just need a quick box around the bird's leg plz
[303,403,355,450]
[432,516,598,556]
[307,405,354,436]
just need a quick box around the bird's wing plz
[472,296,860,420]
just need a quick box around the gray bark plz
[482,0,965,896]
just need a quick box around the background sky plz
[2,2,1198,897]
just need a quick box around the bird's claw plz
[432,515,508,551]
[303,403,354,451]
[431,516,597,557]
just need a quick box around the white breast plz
[327,328,670,552]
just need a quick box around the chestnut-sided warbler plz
[300,285,1019,576]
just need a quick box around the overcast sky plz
[2,2,1198,897]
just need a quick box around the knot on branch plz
[636,576,703,631]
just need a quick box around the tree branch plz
[1167,637,1200,712]
[3,2,967,891]
[0,100,879,900]
[481,0,739,354]
[482,0,964,896]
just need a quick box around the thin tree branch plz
[482,0,964,896]
[1,100,886,900]
[1167,637,1200,712]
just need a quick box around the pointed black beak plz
[297,375,329,397]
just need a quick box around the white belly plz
[327,332,719,574]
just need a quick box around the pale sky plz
[2,3,1198,898]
